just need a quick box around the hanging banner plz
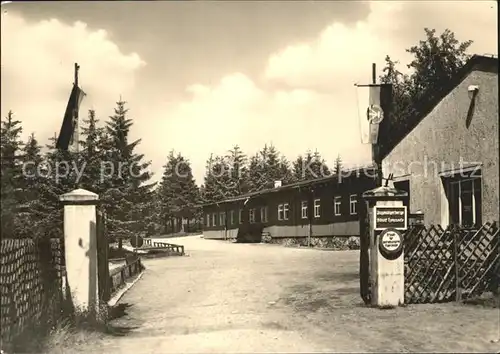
[356,84,392,144]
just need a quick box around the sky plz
[1,1,497,185]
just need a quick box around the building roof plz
[201,164,376,207]
[380,54,498,159]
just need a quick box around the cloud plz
[264,1,497,91]
[0,12,145,143]
[152,1,497,184]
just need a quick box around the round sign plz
[367,104,384,124]
[130,235,144,248]
[378,228,403,260]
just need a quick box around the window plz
[278,203,290,220]
[301,201,308,219]
[239,209,243,223]
[350,195,358,215]
[260,206,268,223]
[212,213,217,226]
[447,176,482,227]
[230,210,235,225]
[314,199,321,218]
[249,208,256,223]
[334,196,342,216]
[219,212,225,227]
[206,214,210,227]
[283,203,289,220]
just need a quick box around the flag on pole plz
[356,84,392,144]
[56,84,86,151]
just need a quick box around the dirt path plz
[62,236,499,353]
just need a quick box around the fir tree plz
[334,154,342,175]
[201,154,233,203]
[15,133,47,238]
[157,151,200,233]
[292,150,329,182]
[246,153,267,192]
[201,154,218,204]
[79,109,106,193]
[39,134,79,239]
[226,145,248,195]
[103,98,156,243]
[157,151,181,233]
[0,111,23,238]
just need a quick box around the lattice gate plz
[96,206,110,303]
[404,222,499,304]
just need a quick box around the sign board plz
[378,228,404,260]
[374,205,407,231]
[130,235,144,248]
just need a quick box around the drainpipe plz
[224,206,228,241]
[308,187,313,248]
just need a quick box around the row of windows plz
[301,195,357,219]
[205,195,358,227]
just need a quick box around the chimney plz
[274,180,282,188]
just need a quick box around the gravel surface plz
[58,235,500,353]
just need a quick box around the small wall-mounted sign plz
[374,205,407,231]
[378,228,404,260]
[130,235,144,248]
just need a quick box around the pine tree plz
[292,155,306,182]
[103,98,156,243]
[15,133,47,239]
[312,150,330,179]
[39,134,79,239]
[170,153,200,232]
[278,155,294,185]
[226,145,248,195]
[201,154,233,203]
[246,152,267,192]
[201,154,218,204]
[157,151,182,233]
[334,154,342,175]
[0,111,23,238]
[79,109,106,193]
[292,150,329,182]
[263,144,281,186]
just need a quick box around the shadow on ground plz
[277,269,364,314]
[105,303,139,336]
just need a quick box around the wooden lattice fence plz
[0,238,69,350]
[404,222,499,304]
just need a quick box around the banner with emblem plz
[356,84,392,144]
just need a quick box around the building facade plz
[382,55,499,227]
[202,167,376,246]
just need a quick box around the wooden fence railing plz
[404,221,499,304]
[109,257,144,295]
[143,239,185,255]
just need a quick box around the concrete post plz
[59,188,99,314]
[363,186,408,308]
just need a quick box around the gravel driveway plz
[60,235,499,353]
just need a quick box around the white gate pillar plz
[363,186,408,307]
[60,188,99,314]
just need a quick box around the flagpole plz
[371,63,382,187]
[73,63,80,154]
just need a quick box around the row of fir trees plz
[0,100,158,241]
[158,145,342,233]
[199,145,342,205]
[0,101,342,239]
